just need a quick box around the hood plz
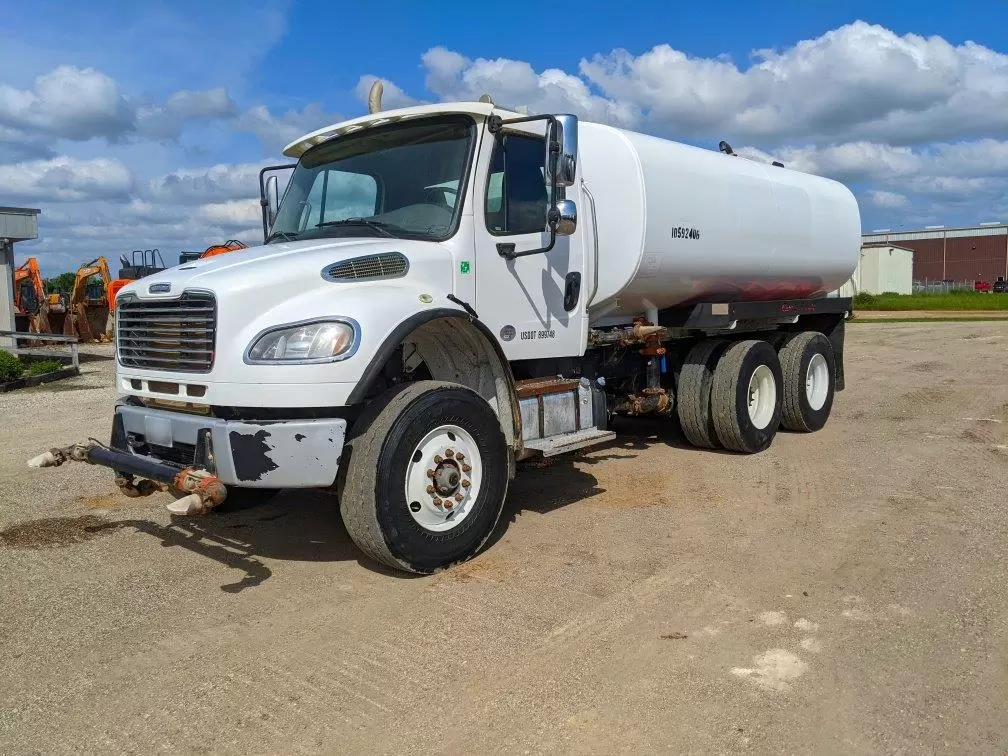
[118,237,450,300]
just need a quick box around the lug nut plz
[456,453,464,462]
[426,485,435,495]
[462,464,472,473]
[434,455,443,464]
[444,500,454,510]
[445,448,454,458]
[461,479,471,488]
[433,497,443,507]
[454,493,464,503]
[426,469,436,478]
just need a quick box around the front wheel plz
[337,381,509,574]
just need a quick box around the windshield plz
[268,115,475,243]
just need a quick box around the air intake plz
[322,252,409,282]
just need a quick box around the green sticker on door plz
[460,260,471,274]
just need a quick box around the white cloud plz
[164,88,236,119]
[143,161,272,205]
[9,20,1008,275]
[387,22,1008,148]
[234,103,338,152]
[197,199,260,226]
[0,65,133,141]
[577,21,1008,144]
[420,46,639,126]
[0,65,244,146]
[0,156,133,201]
[868,190,910,208]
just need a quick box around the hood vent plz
[322,251,409,282]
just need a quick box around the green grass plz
[853,291,1008,311]
[850,316,1008,323]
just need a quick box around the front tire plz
[337,381,509,574]
[710,340,783,453]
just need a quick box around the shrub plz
[25,359,64,376]
[0,350,23,382]
[853,292,876,307]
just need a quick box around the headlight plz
[245,319,359,364]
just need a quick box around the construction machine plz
[13,257,52,335]
[63,256,113,343]
[178,239,247,264]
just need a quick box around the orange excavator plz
[178,239,247,264]
[63,256,113,343]
[13,257,52,336]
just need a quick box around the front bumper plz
[112,401,347,488]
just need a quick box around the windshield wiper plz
[265,230,298,244]
[315,218,398,238]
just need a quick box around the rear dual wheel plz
[677,332,836,453]
[710,340,783,453]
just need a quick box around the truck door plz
[471,121,588,360]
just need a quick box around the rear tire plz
[710,340,783,453]
[677,339,729,448]
[778,331,835,432]
[337,381,509,574]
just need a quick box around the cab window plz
[485,133,547,236]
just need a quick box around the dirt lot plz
[2,323,1007,754]
[854,310,1008,320]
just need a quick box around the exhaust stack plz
[368,80,383,114]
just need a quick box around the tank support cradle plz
[27,440,228,516]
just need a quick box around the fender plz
[346,305,524,449]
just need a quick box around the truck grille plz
[117,292,216,373]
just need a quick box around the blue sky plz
[3,0,1008,273]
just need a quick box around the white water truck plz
[31,82,860,574]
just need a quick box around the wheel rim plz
[805,353,829,411]
[404,424,483,532]
[747,364,776,429]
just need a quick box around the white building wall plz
[827,245,913,297]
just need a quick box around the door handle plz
[563,272,581,312]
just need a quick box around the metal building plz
[1,206,41,350]
[827,244,914,297]
[862,223,1008,284]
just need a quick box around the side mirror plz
[265,174,279,227]
[550,199,577,236]
[546,114,578,187]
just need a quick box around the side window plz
[303,170,379,229]
[485,133,547,235]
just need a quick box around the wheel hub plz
[805,352,829,411]
[404,425,482,532]
[747,363,777,430]
[433,458,461,496]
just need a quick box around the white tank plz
[577,122,861,320]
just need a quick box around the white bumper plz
[115,403,347,488]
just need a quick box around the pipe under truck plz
[31,90,861,575]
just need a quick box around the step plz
[523,427,617,458]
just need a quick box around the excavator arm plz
[12,257,51,334]
[64,256,113,342]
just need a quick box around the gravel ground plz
[2,324,1007,754]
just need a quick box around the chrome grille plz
[323,252,408,281]
[116,292,216,373]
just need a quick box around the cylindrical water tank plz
[577,122,862,319]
